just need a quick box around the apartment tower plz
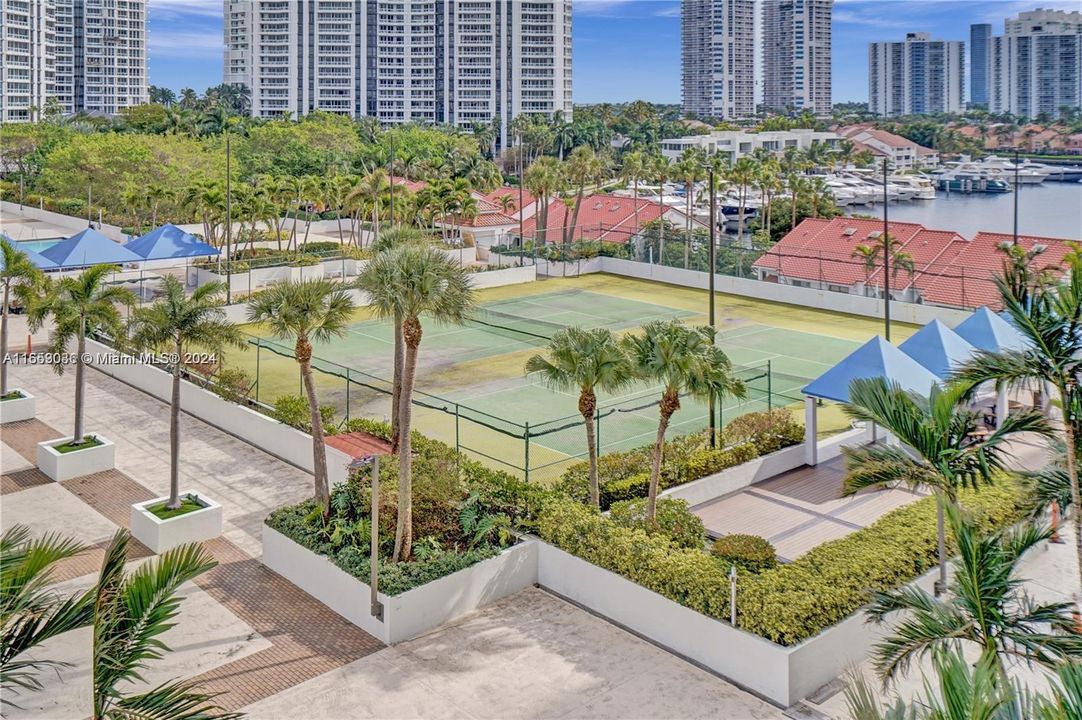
[1,0,147,123]
[224,1,573,147]
[969,23,991,108]
[984,9,1082,120]
[762,0,833,115]
[868,33,965,116]
[680,0,756,120]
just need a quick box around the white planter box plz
[262,525,538,644]
[36,434,115,482]
[0,389,35,423]
[293,263,324,282]
[131,492,223,553]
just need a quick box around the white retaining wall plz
[83,338,353,484]
[468,264,536,288]
[262,525,538,644]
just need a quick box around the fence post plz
[596,409,601,456]
[254,340,261,403]
[524,421,531,483]
[345,368,351,422]
[767,359,773,412]
[455,403,461,455]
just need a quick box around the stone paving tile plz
[1,467,52,494]
[49,537,154,584]
[61,469,156,526]
[0,418,57,459]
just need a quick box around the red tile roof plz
[389,176,428,192]
[519,195,704,244]
[478,186,536,213]
[755,217,1076,309]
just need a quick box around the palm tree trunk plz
[1062,417,1082,592]
[168,344,182,510]
[390,310,403,453]
[935,494,947,596]
[393,316,422,562]
[297,337,330,514]
[290,195,300,252]
[791,183,798,230]
[580,388,599,509]
[647,390,679,522]
[684,188,691,269]
[73,325,86,444]
[1,284,10,396]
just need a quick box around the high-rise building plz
[762,0,833,115]
[987,9,1081,120]
[0,0,148,123]
[868,33,965,116]
[969,23,991,107]
[680,0,756,120]
[225,1,573,147]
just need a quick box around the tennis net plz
[467,307,567,343]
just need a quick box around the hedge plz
[609,497,706,549]
[711,534,777,574]
[539,480,1026,645]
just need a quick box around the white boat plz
[889,174,936,200]
[973,156,1048,184]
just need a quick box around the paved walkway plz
[2,354,784,719]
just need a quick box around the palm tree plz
[92,530,240,720]
[357,244,474,560]
[523,156,564,245]
[621,151,645,234]
[955,244,1082,592]
[673,151,705,268]
[247,280,356,516]
[526,328,634,509]
[726,156,759,245]
[841,378,1053,595]
[1,526,93,706]
[623,321,746,521]
[851,234,915,300]
[347,169,390,248]
[865,502,1081,684]
[145,184,173,229]
[1,238,43,397]
[563,146,602,245]
[27,265,135,447]
[130,278,243,511]
[651,155,671,261]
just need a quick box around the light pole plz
[225,129,233,304]
[881,158,891,342]
[1012,148,1020,245]
[708,165,717,448]
[350,454,385,622]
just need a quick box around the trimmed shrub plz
[609,497,706,550]
[288,253,321,267]
[272,393,335,432]
[725,410,804,455]
[683,442,759,480]
[711,534,777,573]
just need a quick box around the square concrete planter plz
[0,389,35,424]
[131,492,223,553]
[36,434,115,482]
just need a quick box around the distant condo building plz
[224,1,573,146]
[0,0,148,123]
[680,0,756,119]
[979,9,1082,120]
[659,128,839,162]
[868,33,965,116]
[762,0,833,116]
[969,23,991,108]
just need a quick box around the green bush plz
[540,480,1025,645]
[711,534,777,573]
[288,253,321,267]
[724,410,804,455]
[54,197,87,216]
[609,497,706,549]
[211,367,253,404]
[683,443,759,480]
[272,394,336,432]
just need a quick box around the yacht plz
[973,156,1048,184]
[931,165,1011,193]
[889,174,936,200]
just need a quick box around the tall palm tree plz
[841,378,1053,595]
[1,238,43,397]
[347,169,390,249]
[850,235,915,298]
[623,321,746,521]
[673,151,705,268]
[955,244,1082,592]
[92,530,240,720]
[563,146,602,245]
[247,280,356,516]
[357,244,474,561]
[523,156,564,245]
[27,265,135,446]
[865,502,1081,684]
[525,328,634,509]
[130,278,243,511]
[726,156,759,246]
[651,155,671,262]
[621,151,645,234]
[1,526,93,706]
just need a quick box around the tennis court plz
[231,276,880,482]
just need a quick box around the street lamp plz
[881,158,891,341]
[349,454,384,621]
[707,165,718,447]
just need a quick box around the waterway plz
[847,181,1082,240]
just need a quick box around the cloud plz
[150,0,222,20]
[149,29,224,59]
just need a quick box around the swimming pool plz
[15,239,61,254]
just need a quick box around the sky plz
[149,1,1082,105]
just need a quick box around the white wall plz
[468,265,536,289]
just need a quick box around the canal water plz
[848,181,1082,240]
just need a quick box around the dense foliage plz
[711,534,778,574]
[608,497,706,550]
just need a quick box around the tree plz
[1,526,93,707]
[27,265,135,446]
[621,151,646,234]
[726,156,759,244]
[1,238,43,397]
[955,243,1082,592]
[865,502,1081,685]
[523,156,564,245]
[247,280,356,516]
[850,233,915,300]
[672,151,705,269]
[622,321,745,521]
[130,278,243,510]
[525,328,634,509]
[563,146,602,244]
[841,378,1052,595]
[357,244,474,561]
[92,530,241,719]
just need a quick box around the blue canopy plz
[953,306,1029,353]
[41,228,142,268]
[124,224,218,260]
[0,238,58,270]
[803,336,940,404]
[898,319,976,380]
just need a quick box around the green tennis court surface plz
[233,281,863,483]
